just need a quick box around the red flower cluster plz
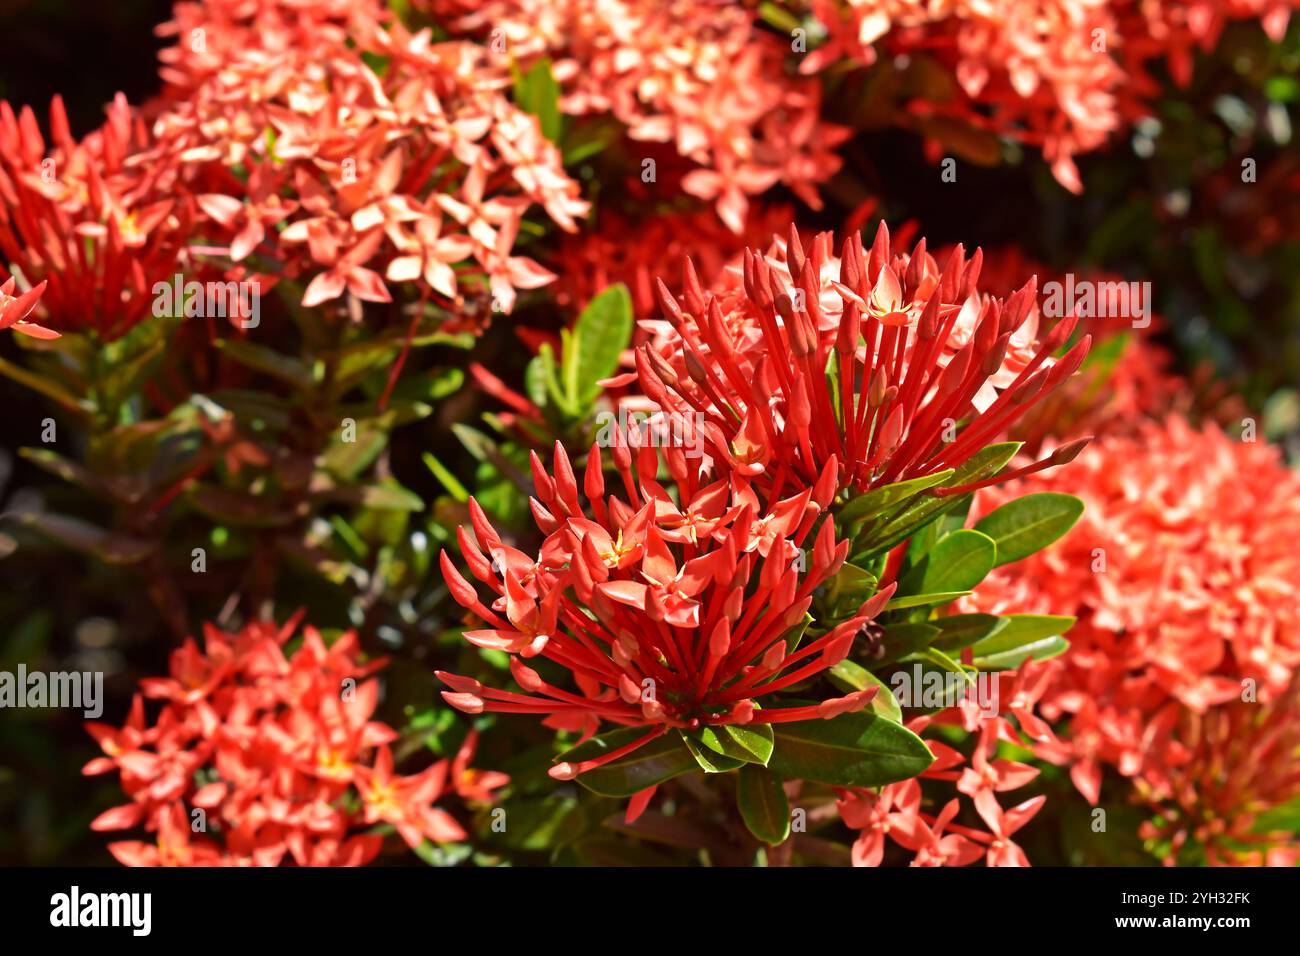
[838,678,1054,867]
[0,95,199,339]
[1116,0,1294,92]
[794,0,1295,191]
[426,0,849,230]
[964,418,1300,829]
[0,0,589,340]
[1138,680,1300,866]
[797,0,1123,190]
[634,223,1091,502]
[85,616,505,866]
[151,0,588,317]
[438,440,895,778]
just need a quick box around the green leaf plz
[931,614,1008,653]
[99,337,167,413]
[353,482,424,511]
[873,622,941,666]
[1252,797,1300,834]
[189,486,299,527]
[694,723,774,766]
[736,765,791,846]
[913,647,973,681]
[566,284,632,407]
[558,728,697,797]
[216,339,314,391]
[838,469,955,528]
[524,349,551,410]
[975,492,1084,566]
[682,733,747,773]
[897,528,997,596]
[514,58,562,143]
[531,343,577,418]
[884,590,972,611]
[768,711,933,787]
[855,444,1023,558]
[828,661,903,722]
[852,496,966,562]
[0,354,94,418]
[949,441,1023,485]
[970,614,1074,669]
[562,118,620,165]
[820,561,879,619]
[422,452,469,502]
[903,516,943,565]
[781,612,813,654]
[19,448,108,497]
[4,512,153,564]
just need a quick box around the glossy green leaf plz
[858,444,1023,558]
[558,728,697,797]
[768,711,933,787]
[975,492,1084,566]
[970,614,1075,669]
[838,469,954,527]
[931,613,1008,653]
[884,590,972,611]
[682,733,747,773]
[694,723,774,766]
[828,660,903,722]
[948,441,1023,484]
[874,622,941,666]
[820,561,879,619]
[736,765,791,846]
[898,529,997,596]
[913,646,973,680]
[514,57,562,143]
[566,284,632,407]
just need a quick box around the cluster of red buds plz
[634,224,1092,507]
[438,440,897,779]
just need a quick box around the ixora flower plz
[0,95,198,340]
[146,0,588,320]
[795,0,1122,192]
[426,0,848,231]
[85,616,506,866]
[0,274,54,339]
[634,223,1091,554]
[437,439,914,785]
[964,417,1300,860]
[838,704,1050,867]
[792,0,1293,192]
[1138,679,1300,866]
